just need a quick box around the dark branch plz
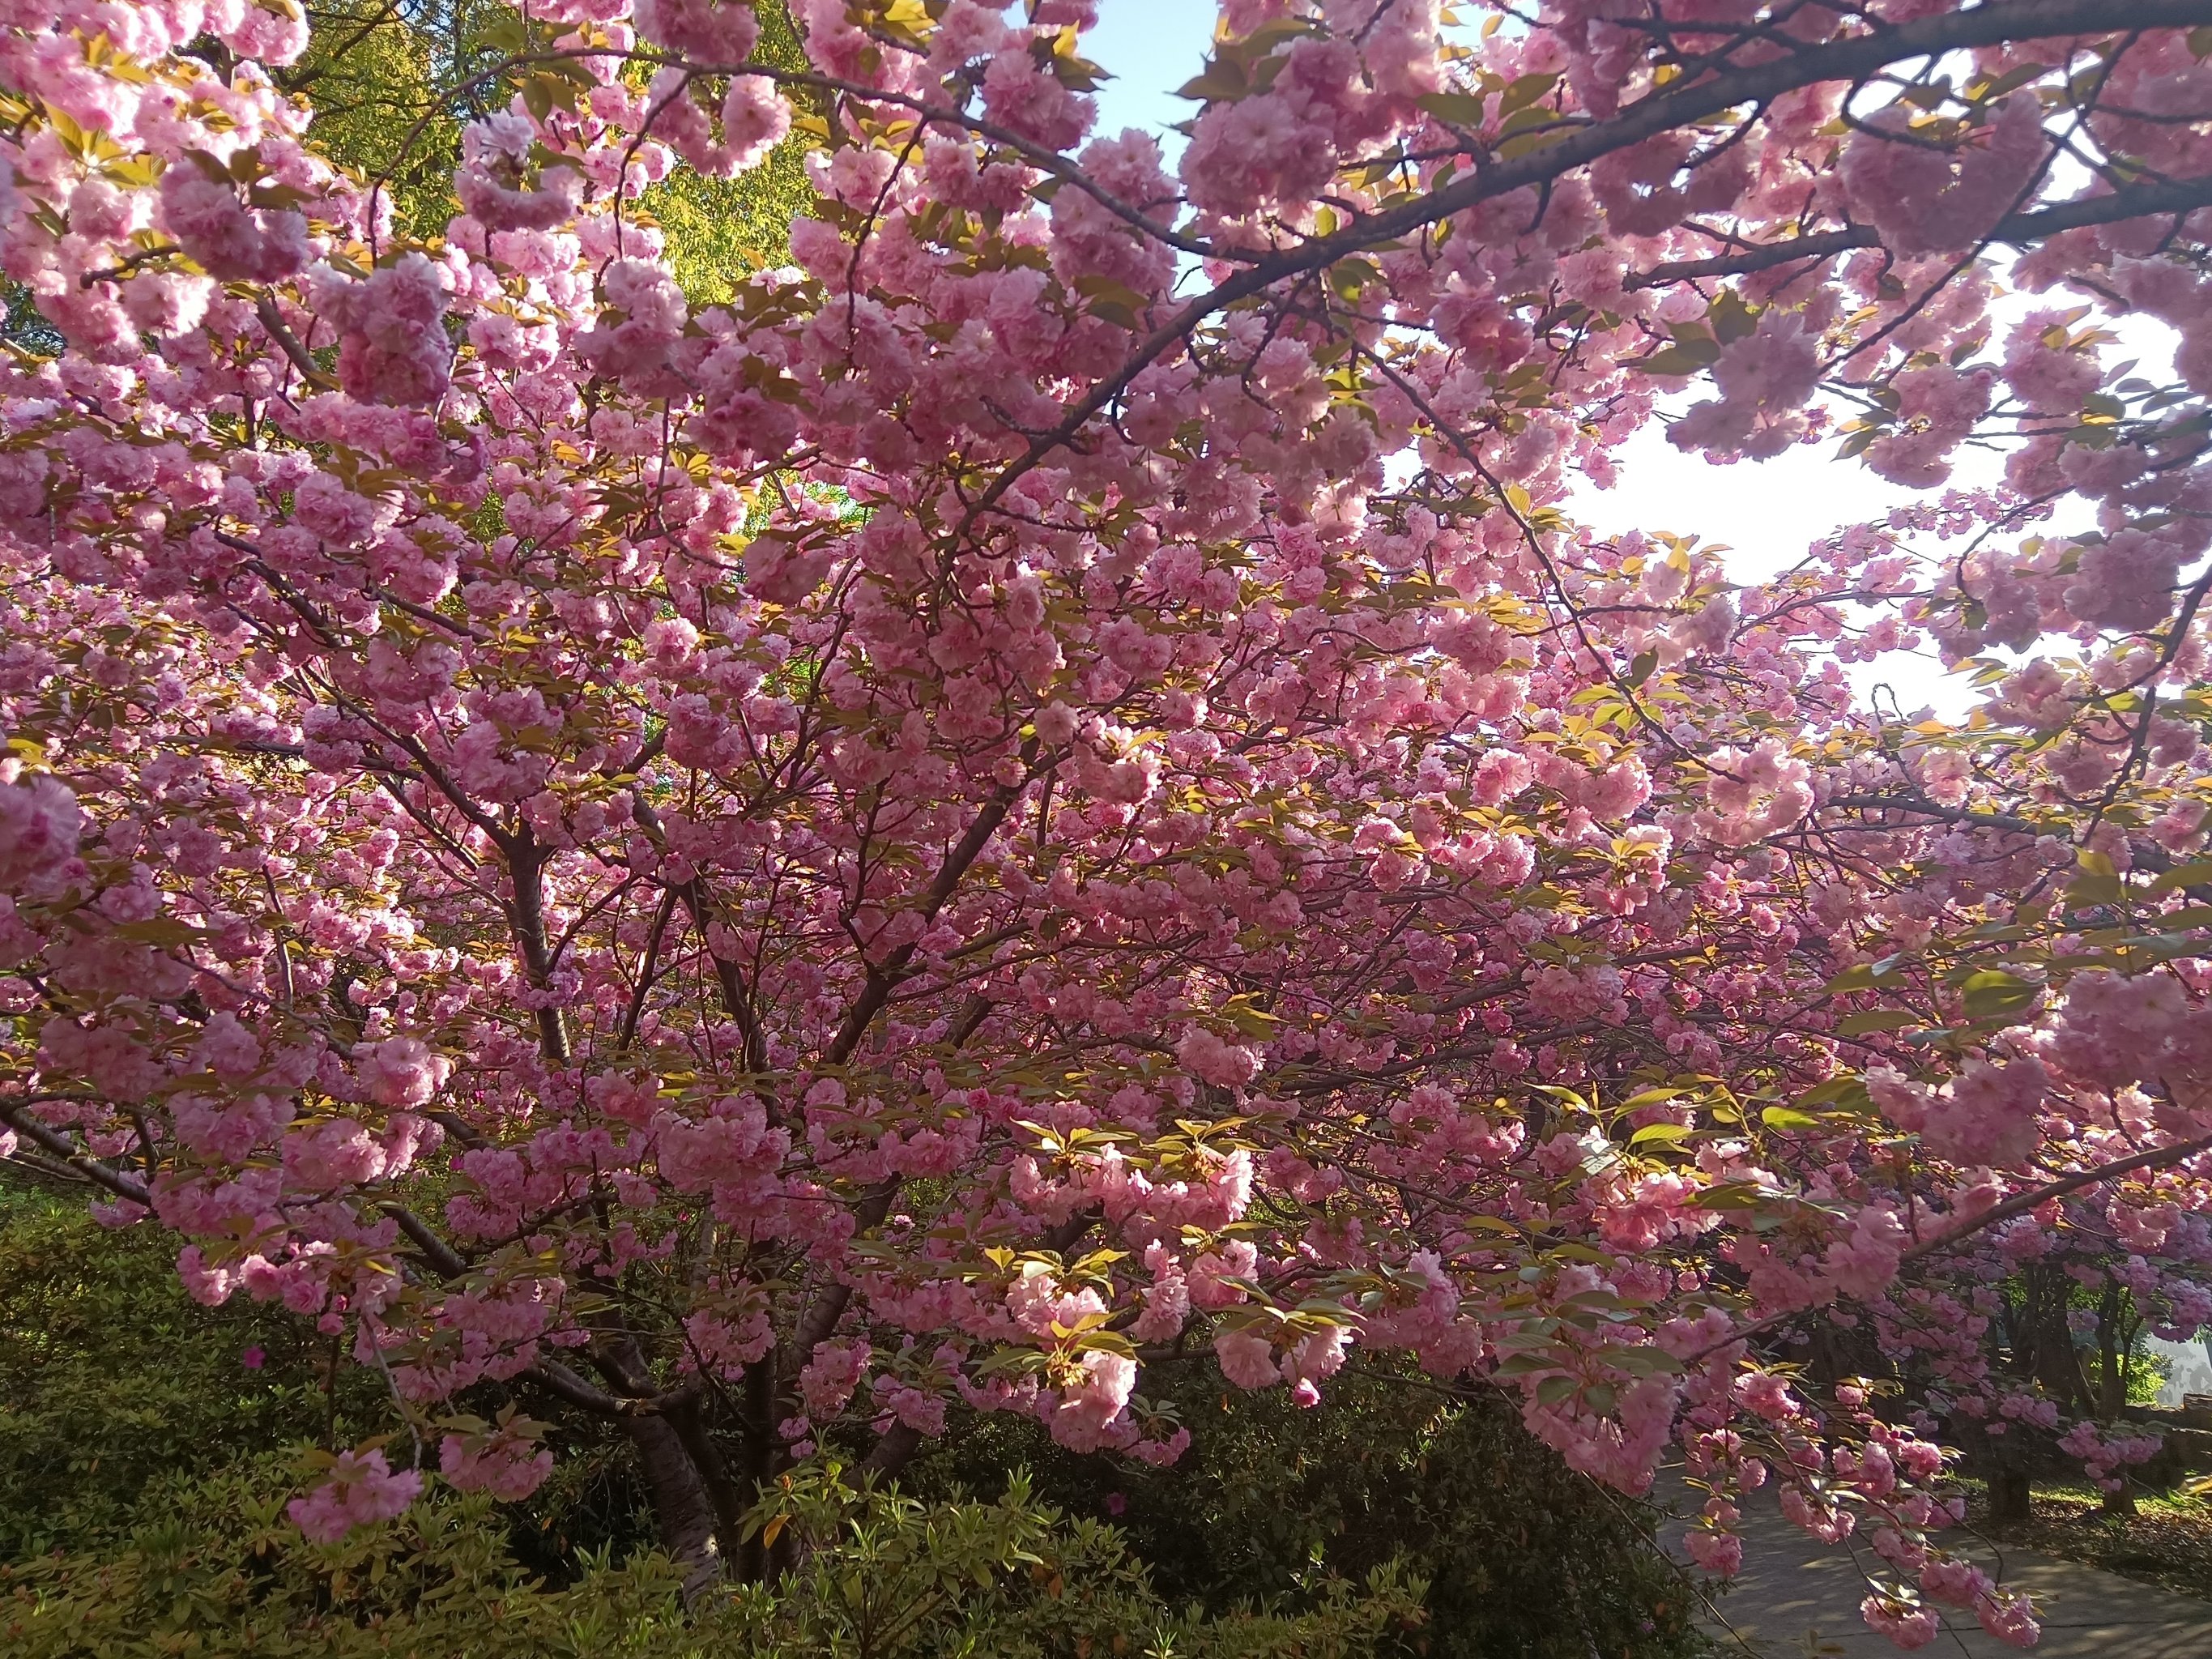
[1629,174,2212,288]
[0,1106,151,1205]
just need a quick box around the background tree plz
[270,0,812,286]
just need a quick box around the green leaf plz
[2150,859,2212,893]
[1175,62,1248,101]
[1687,1181,1767,1209]
[1959,968,2039,1018]
[1494,123,1575,161]
[1826,960,1907,992]
[1836,1009,1918,1035]
[108,917,209,946]
[1709,290,1761,346]
[1548,1243,1615,1266]
[1530,1083,1591,1107]
[1217,993,1281,1032]
[1460,1214,1524,1234]
[1534,1375,1579,1407]
[1328,256,1382,301]
[2061,858,2114,911]
[1795,1077,1873,1110]
[1416,91,1488,126]
[1761,1107,1824,1132]
[1501,72,1559,112]
[1634,339,1722,377]
[479,11,531,53]
[1969,61,2048,101]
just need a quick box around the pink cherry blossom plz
[287,1449,424,1543]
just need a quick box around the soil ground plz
[1963,1478,2212,1604]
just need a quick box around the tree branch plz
[0,1106,151,1205]
[1899,1129,2212,1269]
[825,778,1025,1067]
[1689,1129,2212,1362]
[523,1356,701,1418]
[1628,173,2212,288]
[384,1202,471,1278]
[253,296,336,392]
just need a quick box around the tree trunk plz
[628,1414,728,1601]
[2031,1270,2093,1415]
[2103,1477,2138,1518]
[1987,1465,2033,1524]
[2097,1284,2133,1421]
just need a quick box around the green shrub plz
[906,1365,1703,1659]
[739,1463,1426,1659]
[0,1192,1677,1658]
[2,1461,1425,1659]
[0,1192,382,1559]
[0,1186,665,1582]
[2,1466,707,1659]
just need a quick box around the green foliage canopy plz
[275,0,811,288]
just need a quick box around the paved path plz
[1660,1486,2212,1657]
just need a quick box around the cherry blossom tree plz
[6,0,2212,1643]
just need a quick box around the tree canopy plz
[6,0,2212,1648]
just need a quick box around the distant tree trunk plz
[2026,1268,2095,1416]
[1988,1466,2033,1524]
[2098,1284,2125,1420]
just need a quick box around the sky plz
[1082,0,1217,140]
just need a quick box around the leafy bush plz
[0,1192,1665,1657]
[0,1192,382,1558]
[739,1464,1426,1659]
[2,1461,1424,1659]
[0,1185,675,1584]
[906,1364,1703,1659]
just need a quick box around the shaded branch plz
[1899,1129,2212,1269]
[253,296,337,391]
[0,1106,151,1205]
